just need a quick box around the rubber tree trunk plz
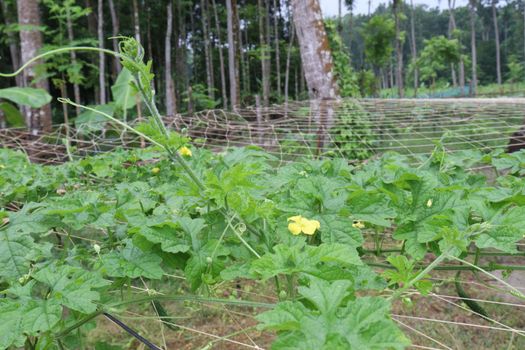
[290,0,339,153]
[273,0,282,99]
[284,16,295,109]
[98,0,106,104]
[393,0,404,98]
[66,6,81,115]
[492,0,502,85]
[1,1,22,87]
[201,0,215,100]
[165,0,176,117]
[290,0,339,100]
[211,0,228,108]
[469,0,477,96]
[17,0,52,133]
[108,0,122,77]
[409,0,418,97]
[226,0,240,110]
[258,0,270,107]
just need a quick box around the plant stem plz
[366,262,525,271]
[388,252,448,301]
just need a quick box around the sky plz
[319,0,469,16]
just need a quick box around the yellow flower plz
[287,215,320,235]
[152,167,161,174]
[178,146,192,157]
[352,220,365,229]
[426,199,433,208]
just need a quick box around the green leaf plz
[22,299,62,333]
[102,240,164,279]
[111,68,139,110]
[0,87,52,108]
[0,228,35,280]
[346,190,396,227]
[33,264,111,314]
[475,206,525,253]
[75,104,115,131]
[0,300,26,349]
[257,279,409,350]
[0,101,25,127]
[319,215,363,247]
[250,243,362,281]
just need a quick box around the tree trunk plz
[97,0,106,104]
[284,17,295,109]
[165,0,176,117]
[291,0,339,153]
[393,0,404,98]
[492,0,501,85]
[132,0,141,43]
[108,0,121,76]
[66,6,81,115]
[258,0,270,107]
[469,0,477,96]
[1,1,22,87]
[409,0,418,97]
[290,0,339,100]
[201,0,215,100]
[211,0,228,108]
[226,0,240,109]
[17,0,52,133]
[338,0,342,34]
[273,0,282,99]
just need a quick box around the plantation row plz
[1,140,525,348]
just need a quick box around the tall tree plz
[200,0,215,100]
[409,0,418,96]
[65,3,81,114]
[469,0,477,95]
[273,0,282,99]
[291,0,338,153]
[97,0,106,104]
[226,0,240,109]
[447,0,465,91]
[17,0,52,132]
[258,0,270,107]
[211,0,228,108]
[1,1,22,87]
[108,0,121,77]
[393,0,404,98]
[165,0,176,117]
[290,0,339,100]
[491,0,502,85]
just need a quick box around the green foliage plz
[506,55,524,84]
[0,87,52,108]
[0,101,24,127]
[362,15,396,69]
[415,36,462,87]
[257,278,410,349]
[324,20,360,98]
[326,100,375,160]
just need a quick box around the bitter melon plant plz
[1,39,524,350]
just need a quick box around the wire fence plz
[2,98,525,166]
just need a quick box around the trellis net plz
[1,97,524,349]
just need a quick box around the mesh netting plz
[1,98,524,165]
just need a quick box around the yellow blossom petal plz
[352,220,365,229]
[301,219,319,235]
[178,146,192,157]
[288,222,302,235]
[287,215,303,223]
